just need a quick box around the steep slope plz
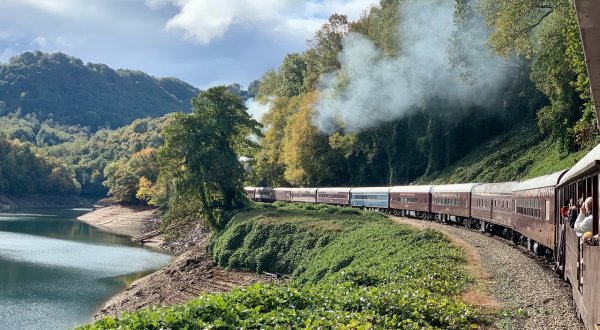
[0,51,199,129]
[415,121,592,184]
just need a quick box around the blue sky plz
[0,0,378,89]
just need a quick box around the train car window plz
[545,200,550,220]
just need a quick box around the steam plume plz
[314,0,510,133]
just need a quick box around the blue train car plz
[350,187,390,209]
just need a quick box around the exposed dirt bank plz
[393,216,584,330]
[77,205,164,247]
[79,205,281,320]
[0,194,94,211]
[94,221,282,320]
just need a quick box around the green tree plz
[159,86,262,230]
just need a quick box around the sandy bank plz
[77,205,164,248]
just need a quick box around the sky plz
[0,0,378,89]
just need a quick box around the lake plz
[0,208,171,330]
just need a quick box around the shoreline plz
[0,194,95,212]
[78,205,278,321]
[77,204,164,248]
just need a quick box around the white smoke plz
[314,0,510,132]
[245,98,271,122]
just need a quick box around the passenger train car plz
[245,143,600,328]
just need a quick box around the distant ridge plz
[0,51,199,130]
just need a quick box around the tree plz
[478,0,594,149]
[276,53,307,98]
[159,86,262,230]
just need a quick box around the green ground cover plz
[81,203,484,329]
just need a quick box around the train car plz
[350,187,390,210]
[471,182,516,233]
[244,187,256,200]
[511,170,567,253]
[316,188,351,206]
[389,185,432,217]
[255,187,276,202]
[290,188,318,203]
[431,184,479,224]
[555,144,600,329]
[274,187,292,202]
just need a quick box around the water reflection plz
[0,209,171,330]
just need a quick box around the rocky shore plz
[78,205,280,321]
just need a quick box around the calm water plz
[0,208,172,330]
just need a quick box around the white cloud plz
[30,36,48,48]
[156,0,378,44]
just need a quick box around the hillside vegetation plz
[0,51,198,130]
[247,0,597,188]
[81,203,484,329]
[416,121,592,184]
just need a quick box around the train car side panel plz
[350,187,390,209]
[512,187,555,248]
[290,188,317,203]
[389,186,432,213]
[317,188,351,205]
[274,188,292,202]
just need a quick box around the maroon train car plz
[556,144,600,329]
[255,187,276,202]
[316,188,351,206]
[431,184,479,223]
[471,182,516,231]
[244,187,256,200]
[290,188,317,203]
[389,185,432,217]
[511,170,567,251]
[274,187,292,202]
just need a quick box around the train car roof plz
[350,187,391,193]
[513,170,568,191]
[472,182,517,194]
[559,143,600,185]
[317,187,352,193]
[244,186,257,190]
[389,185,433,193]
[431,183,480,193]
[255,187,273,191]
[273,187,291,191]
[288,187,318,193]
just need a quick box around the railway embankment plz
[393,216,585,329]
[79,203,584,329]
[81,203,488,329]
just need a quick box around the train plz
[245,143,600,329]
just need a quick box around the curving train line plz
[246,143,600,328]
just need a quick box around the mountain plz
[0,51,199,130]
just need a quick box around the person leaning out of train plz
[561,200,569,225]
[568,199,579,228]
[574,197,594,239]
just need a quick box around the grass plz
[416,122,592,184]
[80,203,486,329]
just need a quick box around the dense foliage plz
[0,134,80,194]
[82,203,483,329]
[0,51,198,130]
[140,87,262,230]
[248,0,596,188]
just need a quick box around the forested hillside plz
[0,51,198,129]
[247,0,597,187]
